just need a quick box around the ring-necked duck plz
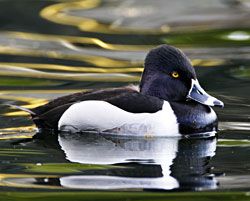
[10,45,224,136]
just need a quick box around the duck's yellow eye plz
[171,71,179,78]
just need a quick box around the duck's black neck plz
[170,102,218,134]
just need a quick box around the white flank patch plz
[58,100,179,136]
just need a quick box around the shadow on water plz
[0,0,250,200]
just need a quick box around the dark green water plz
[0,0,250,200]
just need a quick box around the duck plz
[10,45,224,136]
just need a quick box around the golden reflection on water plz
[0,62,143,74]
[40,0,170,34]
[0,31,225,84]
[5,31,153,51]
[0,92,45,135]
[1,89,85,117]
[0,94,47,112]
[0,45,140,68]
[191,59,225,67]
[0,128,35,139]
[0,64,141,82]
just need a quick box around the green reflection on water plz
[230,67,250,79]
[218,139,250,147]
[0,77,63,87]
[0,149,44,156]
[23,163,117,174]
[162,29,250,46]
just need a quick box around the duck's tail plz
[5,104,36,116]
[5,104,56,136]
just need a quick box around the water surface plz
[0,0,250,200]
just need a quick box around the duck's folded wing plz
[105,91,163,113]
[32,87,131,115]
[33,89,163,129]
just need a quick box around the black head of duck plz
[140,45,223,107]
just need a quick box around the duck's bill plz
[187,79,224,107]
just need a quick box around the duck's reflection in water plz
[58,132,217,190]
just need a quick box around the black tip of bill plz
[213,100,224,108]
[187,79,224,108]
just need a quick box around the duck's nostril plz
[197,90,203,95]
